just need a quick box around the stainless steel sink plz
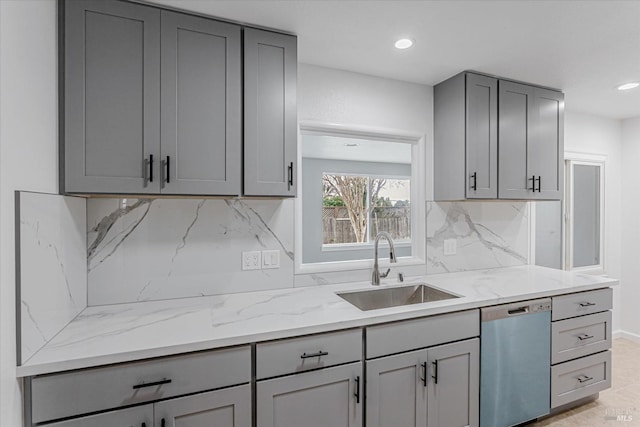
[337,284,460,311]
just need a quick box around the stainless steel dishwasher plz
[480,298,552,427]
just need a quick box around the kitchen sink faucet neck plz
[372,231,397,286]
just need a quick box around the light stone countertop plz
[17,265,617,377]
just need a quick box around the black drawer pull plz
[577,375,593,383]
[420,361,427,387]
[142,423,146,427]
[354,376,360,404]
[149,155,154,183]
[300,351,329,359]
[579,302,597,307]
[132,378,172,389]
[578,333,595,341]
[161,418,166,427]
[471,172,477,191]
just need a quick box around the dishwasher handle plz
[508,306,529,315]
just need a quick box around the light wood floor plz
[533,338,640,426]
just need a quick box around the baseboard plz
[613,329,640,343]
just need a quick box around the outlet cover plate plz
[262,250,280,269]
[443,239,457,256]
[242,251,261,270]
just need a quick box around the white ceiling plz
[147,0,640,119]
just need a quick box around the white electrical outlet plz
[242,251,261,270]
[443,238,457,256]
[262,250,280,269]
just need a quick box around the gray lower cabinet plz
[498,80,564,200]
[256,362,363,427]
[366,338,479,427]
[46,405,152,427]
[244,28,298,197]
[155,384,251,427]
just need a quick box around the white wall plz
[564,111,623,332]
[621,117,640,339]
[0,0,58,425]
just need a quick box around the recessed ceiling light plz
[394,38,413,50]
[617,82,639,91]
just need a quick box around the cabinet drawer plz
[366,309,479,359]
[44,404,152,427]
[552,288,612,321]
[552,311,612,364]
[551,351,611,408]
[31,346,250,423]
[256,329,362,379]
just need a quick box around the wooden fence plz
[322,207,410,244]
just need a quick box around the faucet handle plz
[379,268,391,278]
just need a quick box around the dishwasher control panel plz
[531,301,552,313]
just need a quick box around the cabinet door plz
[530,88,564,200]
[366,349,427,427]
[244,29,297,197]
[256,362,362,427]
[46,404,152,427]
[427,338,479,427]
[466,73,498,199]
[160,12,241,195]
[498,80,534,199]
[155,384,251,427]
[64,0,160,194]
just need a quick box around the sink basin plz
[337,284,460,311]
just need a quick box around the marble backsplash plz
[17,192,87,364]
[426,201,529,273]
[87,198,295,306]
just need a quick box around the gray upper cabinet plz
[244,28,298,197]
[63,0,160,194]
[434,71,563,201]
[160,11,241,195]
[498,81,564,200]
[434,72,497,200]
[63,0,295,197]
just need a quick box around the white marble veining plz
[17,192,87,365]
[87,198,294,305]
[426,201,529,273]
[18,265,617,377]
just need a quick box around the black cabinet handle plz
[578,334,594,341]
[132,378,172,389]
[420,361,427,387]
[528,175,536,191]
[287,162,294,190]
[536,176,542,192]
[354,376,360,404]
[166,156,170,184]
[149,155,154,183]
[579,302,597,307]
[141,423,146,427]
[432,360,438,385]
[161,418,166,427]
[300,350,329,359]
[577,375,593,383]
[471,172,477,191]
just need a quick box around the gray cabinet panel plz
[46,405,152,427]
[244,28,297,197]
[498,80,533,199]
[64,0,160,194]
[160,11,241,195]
[256,362,362,427]
[466,73,498,198]
[531,88,564,200]
[366,349,427,427]
[155,384,251,427]
[427,338,479,427]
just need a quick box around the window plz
[297,124,425,271]
[564,155,605,271]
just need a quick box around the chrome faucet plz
[372,231,397,286]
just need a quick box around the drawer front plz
[366,309,479,359]
[45,404,153,427]
[256,329,362,379]
[552,311,612,364]
[31,346,251,423]
[551,351,611,408]
[552,288,612,321]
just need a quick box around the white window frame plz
[563,151,606,274]
[295,121,426,275]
